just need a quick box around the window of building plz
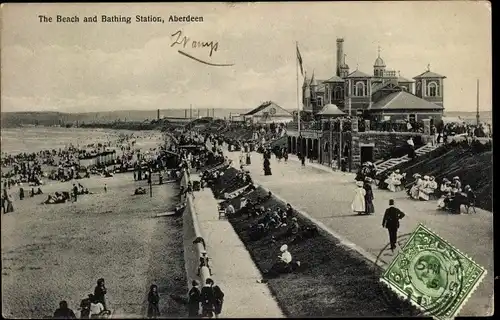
[317,97,323,107]
[355,81,365,96]
[334,86,343,100]
[409,114,416,122]
[427,81,439,97]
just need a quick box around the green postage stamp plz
[380,224,486,320]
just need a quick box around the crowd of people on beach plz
[0,132,174,215]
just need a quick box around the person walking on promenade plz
[298,152,305,166]
[94,278,107,310]
[431,125,437,146]
[382,199,405,252]
[363,177,375,215]
[188,280,201,317]
[407,137,415,159]
[283,148,288,163]
[147,284,160,318]
[263,157,272,176]
[351,181,366,215]
[212,280,224,318]
[200,278,216,318]
[200,278,224,318]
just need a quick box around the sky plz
[1,2,492,113]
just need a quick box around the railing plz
[286,120,425,133]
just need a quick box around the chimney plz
[157,109,160,120]
[336,38,344,77]
[184,109,187,118]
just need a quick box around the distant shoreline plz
[1,110,491,128]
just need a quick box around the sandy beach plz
[1,129,187,318]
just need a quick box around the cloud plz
[0,2,492,113]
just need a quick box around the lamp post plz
[338,118,343,170]
[329,118,333,167]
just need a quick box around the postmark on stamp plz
[380,224,486,320]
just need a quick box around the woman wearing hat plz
[351,181,366,215]
[410,174,423,200]
[418,176,432,201]
[451,176,462,193]
[188,280,201,317]
[364,177,375,215]
[428,176,438,195]
[437,179,453,209]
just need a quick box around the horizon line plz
[0,108,492,114]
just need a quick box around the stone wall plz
[351,132,428,170]
[181,172,211,291]
[287,129,429,172]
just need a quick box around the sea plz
[1,127,160,155]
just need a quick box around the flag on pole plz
[296,43,304,76]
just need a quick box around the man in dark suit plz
[382,199,405,252]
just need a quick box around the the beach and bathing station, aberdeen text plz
[37,14,204,24]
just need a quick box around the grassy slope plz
[380,141,492,211]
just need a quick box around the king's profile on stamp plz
[380,224,486,320]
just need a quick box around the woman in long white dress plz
[410,174,423,199]
[351,181,366,215]
[418,176,432,201]
[384,171,397,192]
[386,169,402,192]
[437,179,452,209]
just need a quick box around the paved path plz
[226,151,494,317]
[190,173,284,318]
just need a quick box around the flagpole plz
[476,79,480,126]
[296,41,301,136]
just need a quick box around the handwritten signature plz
[170,30,234,67]
[170,30,219,57]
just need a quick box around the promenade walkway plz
[225,150,493,317]
[190,173,284,318]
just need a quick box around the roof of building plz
[371,80,400,93]
[374,56,386,67]
[323,75,345,82]
[244,101,292,116]
[397,75,414,83]
[371,82,385,93]
[413,70,446,79]
[347,69,372,78]
[317,104,346,116]
[370,91,444,110]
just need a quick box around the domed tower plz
[373,46,386,77]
